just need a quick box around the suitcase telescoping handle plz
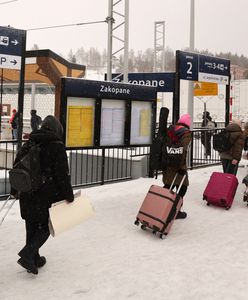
[162,173,187,233]
[169,173,186,193]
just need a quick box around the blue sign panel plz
[178,50,230,85]
[199,55,230,76]
[179,51,198,81]
[107,72,175,93]
[0,26,24,56]
[0,26,26,70]
[63,78,157,101]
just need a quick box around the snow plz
[1,161,248,300]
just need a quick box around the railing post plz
[101,148,105,185]
[189,132,194,169]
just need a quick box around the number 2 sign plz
[178,50,198,81]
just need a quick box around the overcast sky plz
[1,0,247,58]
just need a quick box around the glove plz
[66,197,74,203]
[178,169,186,176]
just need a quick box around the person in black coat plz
[13,115,74,275]
[200,111,216,157]
[30,109,42,132]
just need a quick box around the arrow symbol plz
[11,39,19,46]
[10,59,17,65]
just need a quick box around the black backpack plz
[161,125,186,168]
[213,130,232,152]
[9,142,44,193]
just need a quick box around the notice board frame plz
[60,78,157,149]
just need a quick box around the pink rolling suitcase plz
[135,174,186,239]
[203,172,238,210]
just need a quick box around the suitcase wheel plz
[141,225,147,230]
[225,206,230,210]
[159,233,167,239]
[134,219,140,226]
[206,202,210,206]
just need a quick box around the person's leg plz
[226,162,238,175]
[18,221,38,274]
[18,221,50,273]
[221,159,229,173]
[175,185,188,219]
[206,136,211,156]
[177,185,187,198]
[163,184,188,219]
[13,128,17,139]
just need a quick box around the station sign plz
[106,72,175,93]
[0,26,26,70]
[178,50,230,85]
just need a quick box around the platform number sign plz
[179,51,198,81]
[178,50,230,85]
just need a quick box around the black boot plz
[17,257,38,275]
[36,256,46,268]
[176,211,187,219]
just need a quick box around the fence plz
[0,127,223,198]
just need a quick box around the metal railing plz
[0,127,223,198]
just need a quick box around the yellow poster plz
[140,109,150,136]
[67,106,94,147]
[194,81,218,96]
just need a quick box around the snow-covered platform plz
[1,162,248,300]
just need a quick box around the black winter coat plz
[15,128,74,223]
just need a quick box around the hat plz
[12,109,17,113]
[178,114,191,128]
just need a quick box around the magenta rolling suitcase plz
[203,172,238,209]
[135,174,186,239]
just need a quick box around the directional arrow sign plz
[198,55,230,84]
[0,26,26,70]
[0,54,21,69]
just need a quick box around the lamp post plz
[188,0,195,127]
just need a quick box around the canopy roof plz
[1,49,86,85]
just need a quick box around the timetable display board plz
[60,78,157,148]
[100,99,125,146]
[66,97,95,147]
[130,101,152,145]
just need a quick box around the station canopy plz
[1,49,86,116]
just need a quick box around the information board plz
[178,50,230,85]
[100,99,125,146]
[66,97,95,147]
[130,101,152,145]
[60,78,157,148]
[194,81,218,96]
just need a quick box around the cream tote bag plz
[49,193,94,237]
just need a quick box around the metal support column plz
[107,0,129,83]
[153,21,165,72]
